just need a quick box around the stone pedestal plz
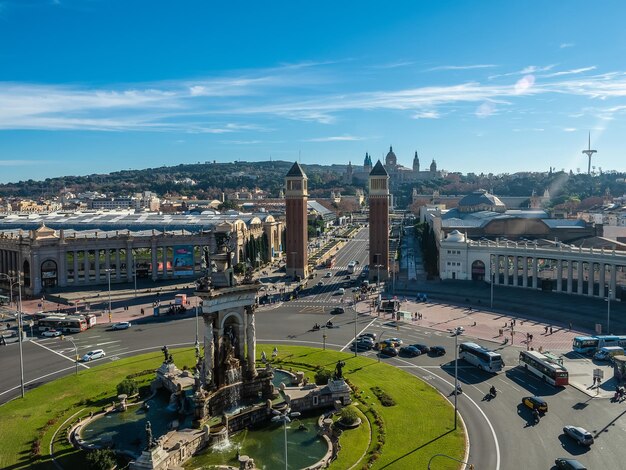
[130,447,169,470]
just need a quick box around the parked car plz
[335,288,345,295]
[111,321,131,330]
[429,346,446,356]
[41,329,62,337]
[387,337,403,346]
[81,349,106,362]
[555,458,587,470]
[325,272,332,278]
[379,347,399,357]
[562,426,594,446]
[399,346,421,357]
[522,396,548,413]
[317,281,324,287]
[331,307,345,315]
[410,343,431,354]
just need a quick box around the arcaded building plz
[0,212,282,297]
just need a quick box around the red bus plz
[325,256,336,268]
[519,350,569,386]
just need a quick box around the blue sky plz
[1,0,625,183]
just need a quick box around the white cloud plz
[563,128,577,132]
[514,75,536,94]
[475,102,496,118]
[544,66,596,77]
[560,43,574,49]
[412,110,440,119]
[427,64,497,71]
[304,135,364,142]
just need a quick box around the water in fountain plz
[211,427,231,452]
[225,367,242,385]
[223,384,242,415]
[167,392,178,412]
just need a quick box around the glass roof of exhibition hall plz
[0,212,266,233]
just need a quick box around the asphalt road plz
[2,227,625,470]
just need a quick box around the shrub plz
[314,368,332,385]
[339,407,359,425]
[116,378,138,396]
[86,449,116,470]
[371,386,396,407]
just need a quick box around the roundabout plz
[0,345,465,470]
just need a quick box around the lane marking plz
[339,317,378,352]
[30,340,91,369]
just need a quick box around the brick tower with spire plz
[368,160,389,282]
[285,162,309,279]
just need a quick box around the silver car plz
[563,426,594,446]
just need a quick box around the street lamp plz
[1,272,25,398]
[607,287,612,334]
[132,251,137,298]
[322,333,327,350]
[488,269,495,309]
[454,329,459,429]
[375,253,381,288]
[61,335,79,376]
[353,302,358,357]
[104,268,113,322]
[271,407,301,470]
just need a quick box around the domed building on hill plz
[347,146,443,187]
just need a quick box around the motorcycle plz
[489,387,497,398]
[312,324,320,331]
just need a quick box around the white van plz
[594,346,624,362]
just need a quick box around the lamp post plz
[1,273,25,398]
[104,268,113,322]
[454,329,459,429]
[353,302,358,357]
[607,287,612,334]
[490,270,495,309]
[322,333,327,350]
[271,407,301,470]
[375,254,381,289]
[132,252,137,298]
[62,336,79,376]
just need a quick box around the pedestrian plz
[513,319,516,326]
[141,308,145,315]
[569,322,572,331]
[544,325,548,334]
[530,334,533,342]
[549,326,553,335]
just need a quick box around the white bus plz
[347,261,357,274]
[519,350,569,386]
[459,342,504,373]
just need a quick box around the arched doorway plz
[22,259,31,288]
[41,260,58,288]
[471,260,486,281]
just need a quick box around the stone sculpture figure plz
[145,421,155,450]
[161,345,169,363]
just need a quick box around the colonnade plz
[0,249,20,280]
[489,247,624,300]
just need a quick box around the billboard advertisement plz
[173,245,194,276]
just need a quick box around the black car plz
[429,346,446,356]
[410,343,431,354]
[379,347,399,357]
[351,341,373,351]
[555,458,587,470]
[330,307,345,314]
[399,346,421,357]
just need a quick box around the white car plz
[81,349,106,362]
[41,329,62,337]
[336,288,345,295]
[111,321,131,330]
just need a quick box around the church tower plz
[345,161,353,184]
[413,151,420,172]
[363,152,372,173]
[430,159,437,173]
[285,162,309,279]
[368,160,389,282]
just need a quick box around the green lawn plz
[0,345,464,470]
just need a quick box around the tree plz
[86,449,116,470]
[314,368,332,385]
[116,378,138,396]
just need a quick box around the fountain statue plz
[335,361,346,379]
[161,346,169,364]
[145,421,156,450]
